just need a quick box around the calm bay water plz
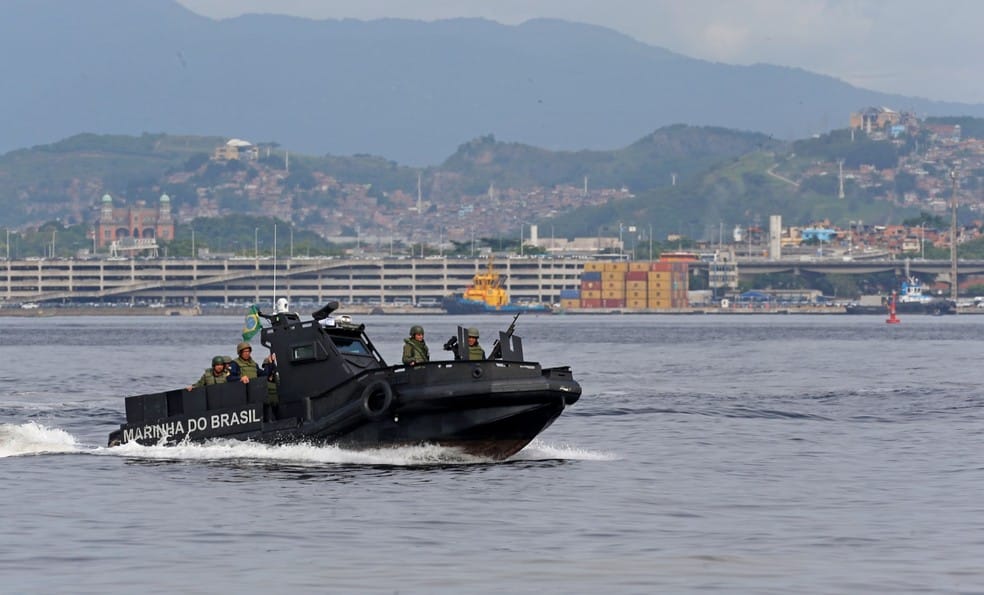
[2,313,983,594]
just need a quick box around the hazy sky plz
[176,0,984,105]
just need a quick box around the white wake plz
[0,421,613,465]
[0,422,80,457]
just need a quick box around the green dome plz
[159,193,170,202]
[101,193,112,203]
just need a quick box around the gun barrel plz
[490,312,522,359]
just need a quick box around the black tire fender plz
[361,380,394,420]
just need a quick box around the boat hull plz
[108,361,580,460]
[442,295,550,315]
[844,300,956,315]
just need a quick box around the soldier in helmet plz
[465,327,485,360]
[402,324,430,366]
[187,355,230,390]
[227,341,274,384]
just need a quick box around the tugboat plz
[442,256,551,315]
[844,277,955,315]
[107,302,581,460]
[896,276,956,315]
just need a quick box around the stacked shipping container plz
[564,260,689,310]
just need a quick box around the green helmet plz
[211,356,225,366]
[410,325,424,337]
[236,341,251,354]
[467,327,479,338]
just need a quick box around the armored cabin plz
[119,304,392,443]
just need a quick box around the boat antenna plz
[272,223,277,306]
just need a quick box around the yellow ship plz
[442,257,550,314]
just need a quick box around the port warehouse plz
[0,256,698,309]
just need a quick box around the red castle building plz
[95,193,174,249]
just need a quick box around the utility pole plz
[847,221,853,257]
[837,159,845,199]
[950,170,959,303]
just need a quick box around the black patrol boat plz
[107,303,581,460]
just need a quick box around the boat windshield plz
[331,336,371,356]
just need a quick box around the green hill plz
[0,133,222,226]
[0,125,945,250]
[438,125,781,194]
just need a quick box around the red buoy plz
[886,290,900,324]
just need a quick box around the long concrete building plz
[1,256,589,307]
[4,255,978,309]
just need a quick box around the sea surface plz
[2,313,983,594]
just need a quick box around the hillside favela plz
[2,107,983,315]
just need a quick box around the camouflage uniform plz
[402,323,429,366]
[191,367,228,388]
[263,354,279,406]
[191,356,229,388]
[402,338,429,365]
[466,328,485,360]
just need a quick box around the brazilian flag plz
[242,305,261,341]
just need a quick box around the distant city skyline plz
[176,0,984,105]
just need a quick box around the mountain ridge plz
[2,0,983,165]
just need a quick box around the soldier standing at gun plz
[489,312,521,360]
[444,314,520,361]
